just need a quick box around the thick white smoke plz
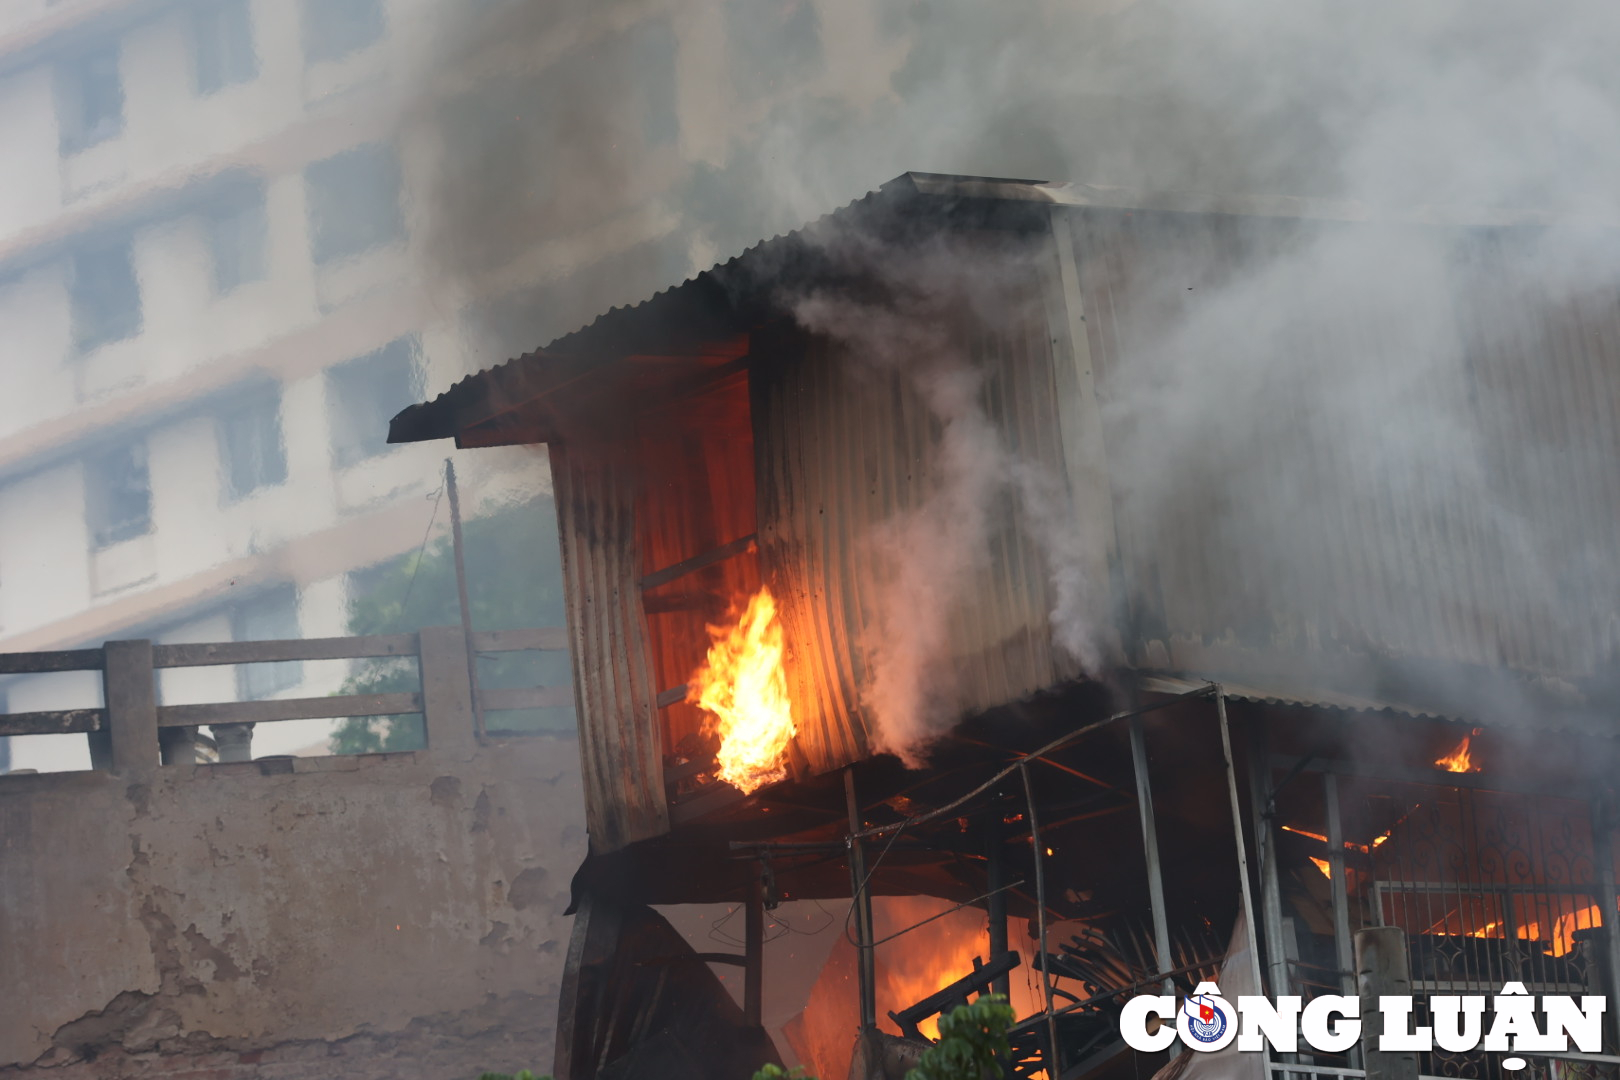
[409,0,1620,755]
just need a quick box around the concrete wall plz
[0,735,586,1079]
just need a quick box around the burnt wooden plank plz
[481,686,574,710]
[639,535,757,591]
[656,684,689,709]
[0,709,104,736]
[158,692,422,727]
[153,634,418,668]
[0,649,104,675]
[471,627,569,653]
[669,783,747,825]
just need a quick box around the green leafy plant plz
[906,994,1015,1080]
[332,498,572,754]
[750,994,1016,1080]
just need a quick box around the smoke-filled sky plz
[8,0,1620,769]
[405,0,1620,760]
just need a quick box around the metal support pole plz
[1325,771,1361,1068]
[845,768,878,1031]
[1250,723,1290,998]
[745,863,764,1028]
[1357,926,1419,1080]
[985,816,1011,998]
[1021,761,1061,1075]
[1590,793,1620,1052]
[1324,773,1356,995]
[444,460,484,739]
[1216,689,1266,996]
[1129,715,1174,991]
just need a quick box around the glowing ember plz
[1309,857,1333,879]
[1434,728,1483,773]
[687,587,796,795]
[1283,825,1329,842]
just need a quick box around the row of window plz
[56,0,388,155]
[68,141,403,353]
[83,336,420,550]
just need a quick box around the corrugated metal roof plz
[389,174,945,446]
[1138,674,1452,720]
[394,171,1620,448]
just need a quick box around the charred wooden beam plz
[665,754,716,786]
[640,535,757,592]
[669,782,748,825]
[887,950,1022,1042]
[656,684,690,709]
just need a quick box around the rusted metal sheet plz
[752,247,1079,774]
[1066,205,1620,713]
[551,441,670,852]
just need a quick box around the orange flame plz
[1435,729,1483,773]
[1309,857,1333,879]
[873,897,1044,1042]
[688,587,796,795]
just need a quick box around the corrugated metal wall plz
[1067,206,1620,687]
[551,441,670,851]
[752,255,1081,773]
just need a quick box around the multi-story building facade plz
[0,0,924,774]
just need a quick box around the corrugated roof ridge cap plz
[389,173,935,437]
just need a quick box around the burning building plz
[389,174,1620,1079]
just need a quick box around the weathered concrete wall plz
[0,737,586,1079]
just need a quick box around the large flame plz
[1435,728,1483,773]
[873,897,1044,1042]
[688,586,796,795]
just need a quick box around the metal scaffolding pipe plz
[1217,689,1266,996]
[845,768,878,1031]
[1129,714,1174,991]
[1324,772,1362,1068]
[985,816,1011,998]
[745,864,764,1027]
[1021,761,1061,1075]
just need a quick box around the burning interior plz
[389,174,1620,1080]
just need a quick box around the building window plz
[725,0,822,98]
[304,142,404,265]
[55,41,124,153]
[233,585,302,699]
[192,0,258,95]
[69,238,142,353]
[301,0,384,64]
[205,181,268,293]
[218,389,287,500]
[85,441,151,550]
[326,337,420,468]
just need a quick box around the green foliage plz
[330,497,572,754]
[906,994,1015,1080]
[749,994,1015,1080]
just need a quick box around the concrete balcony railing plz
[0,623,573,775]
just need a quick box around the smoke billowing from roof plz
[416,0,1620,759]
